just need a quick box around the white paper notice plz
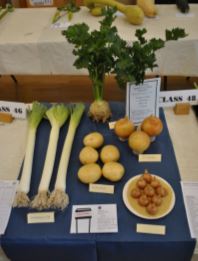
[126,78,160,125]
[181,181,198,238]
[70,204,118,234]
[0,180,18,235]
[51,21,71,29]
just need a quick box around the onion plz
[114,116,135,139]
[128,130,151,154]
[141,115,163,137]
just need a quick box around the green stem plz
[91,71,105,101]
[0,9,8,20]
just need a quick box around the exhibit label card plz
[0,101,27,119]
[126,78,160,125]
[0,180,18,235]
[89,184,114,194]
[138,154,162,162]
[27,212,55,224]
[136,223,166,235]
[70,204,118,234]
[181,181,198,239]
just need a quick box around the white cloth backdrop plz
[0,5,198,76]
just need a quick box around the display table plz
[0,5,198,76]
[0,103,196,261]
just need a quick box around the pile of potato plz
[77,132,125,184]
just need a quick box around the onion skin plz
[141,115,163,137]
[128,130,151,154]
[114,117,135,139]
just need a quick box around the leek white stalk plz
[14,102,47,207]
[31,104,69,210]
[48,103,85,210]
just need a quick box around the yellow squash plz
[137,0,157,18]
[84,0,144,25]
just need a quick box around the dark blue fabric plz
[1,102,196,261]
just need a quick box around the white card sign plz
[126,78,160,125]
[0,101,27,119]
[70,204,118,234]
[159,90,198,107]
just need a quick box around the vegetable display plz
[52,0,80,23]
[14,102,47,207]
[130,170,168,215]
[48,103,85,210]
[78,131,125,184]
[84,0,144,25]
[63,7,187,122]
[31,104,70,210]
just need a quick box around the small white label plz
[29,0,53,6]
[51,22,71,29]
[0,101,26,119]
[27,212,55,224]
[176,12,194,18]
[89,184,114,194]
[136,223,166,235]
[108,121,116,130]
[139,154,162,162]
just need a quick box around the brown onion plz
[114,116,135,139]
[141,115,163,137]
[128,130,151,154]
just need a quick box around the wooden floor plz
[0,75,198,103]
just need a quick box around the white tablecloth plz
[0,5,198,76]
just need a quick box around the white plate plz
[123,174,176,220]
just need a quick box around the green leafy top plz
[28,102,47,130]
[46,104,70,128]
[62,7,187,90]
[52,0,80,23]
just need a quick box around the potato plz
[83,132,104,148]
[100,145,120,163]
[78,163,102,184]
[102,162,125,182]
[79,146,99,164]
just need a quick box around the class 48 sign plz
[159,89,198,107]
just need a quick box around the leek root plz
[14,102,47,208]
[31,104,70,210]
[48,103,85,210]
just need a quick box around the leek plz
[14,102,47,207]
[0,4,14,21]
[31,104,70,210]
[48,103,85,210]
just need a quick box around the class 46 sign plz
[0,101,27,119]
[159,89,198,107]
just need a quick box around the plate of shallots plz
[123,170,175,220]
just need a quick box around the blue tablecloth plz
[1,102,196,261]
